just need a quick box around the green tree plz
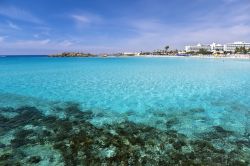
[198,48,211,55]
[235,46,247,54]
[165,46,169,52]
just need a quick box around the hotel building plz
[185,44,211,52]
[185,41,250,53]
[224,41,250,52]
[211,43,224,51]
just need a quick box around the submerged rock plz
[0,105,249,165]
[166,118,179,128]
[213,126,234,135]
[27,156,41,164]
[190,108,206,113]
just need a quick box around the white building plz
[123,52,140,56]
[185,43,211,52]
[185,41,250,53]
[224,41,250,52]
[210,43,224,51]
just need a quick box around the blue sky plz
[0,0,250,54]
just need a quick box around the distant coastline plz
[1,54,249,59]
[48,52,250,59]
[48,41,250,59]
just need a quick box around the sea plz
[0,56,249,165]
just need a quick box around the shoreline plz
[1,54,250,60]
[119,53,250,59]
[139,55,250,59]
[106,54,250,60]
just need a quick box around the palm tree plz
[165,45,169,51]
[164,45,170,55]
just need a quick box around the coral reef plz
[0,104,249,165]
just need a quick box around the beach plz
[135,54,250,59]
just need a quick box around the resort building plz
[185,44,211,52]
[211,43,224,51]
[123,52,140,56]
[185,41,250,53]
[224,41,250,52]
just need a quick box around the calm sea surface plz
[0,56,249,165]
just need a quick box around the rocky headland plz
[49,52,97,57]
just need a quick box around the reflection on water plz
[0,102,249,165]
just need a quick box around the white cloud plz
[1,1,249,54]
[0,37,117,55]
[115,1,250,51]
[0,6,42,24]
[70,12,102,28]
[5,39,51,48]
[71,14,90,24]
[122,21,250,52]
[0,39,70,51]
[58,40,73,47]
[7,21,21,30]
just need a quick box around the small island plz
[49,52,97,57]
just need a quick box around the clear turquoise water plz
[0,57,249,135]
[0,56,250,165]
